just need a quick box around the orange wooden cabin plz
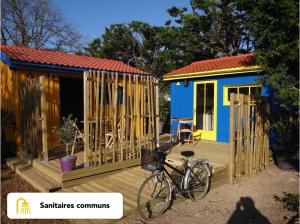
[1,45,150,161]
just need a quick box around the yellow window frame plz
[223,84,261,105]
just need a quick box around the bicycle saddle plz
[180,150,194,158]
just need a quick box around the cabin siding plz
[170,80,194,134]
[1,61,61,149]
[170,72,268,143]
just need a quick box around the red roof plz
[1,45,148,75]
[164,53,256,77]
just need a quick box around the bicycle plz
[137,138,211,220]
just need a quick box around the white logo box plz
[8,192,123,219]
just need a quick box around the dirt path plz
[120,166,299,224]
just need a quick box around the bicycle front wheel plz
[186,162,210,201]
[137,173,172,220]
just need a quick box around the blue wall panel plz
[170,80,194,134]
[169,72,269,142]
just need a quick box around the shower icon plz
[16,198,31,214]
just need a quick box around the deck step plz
[6,157,29,171]
[6,157,61,192]
[32,159,62,183]
[16,166,61,192]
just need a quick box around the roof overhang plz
[1,51,85,74]
[1,52,150,76]
[163,65,261,81]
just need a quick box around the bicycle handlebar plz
[156,136,177,156]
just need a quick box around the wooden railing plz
[229,93,270,184]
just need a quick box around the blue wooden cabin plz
[163,53,269,143]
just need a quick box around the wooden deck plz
[167,140,229,170]
[6,139,230,221]
[59,140,229,223]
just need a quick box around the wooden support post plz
[120,73,126,161]
[143,76,147,145]
[146,76,151,140]
[237,94,244,182]
[245,95,251,176]
[149,77,154,149]
[136,76,141,157]
[94,71,100,165]
[264,98,270,168]
[98,70,105,165]
[40,76,48,162]
[125,74,130,159]
[235,94,241,183]
[155,78,160,147]
[83,71,90,168]
[229,93,235,184]
[112,72,118,163]
[253,103,259,174]
[129,74,134,158]
[258,102,264,172]
[250,102,255,176]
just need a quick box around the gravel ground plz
[120,166,299,224]
[1,165,69,224]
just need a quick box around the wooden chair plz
[105,121,122,149]
[177,119,194,145]
[71,123,85,155]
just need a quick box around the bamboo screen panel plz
[83,70,159,166]
[229,93,270,184]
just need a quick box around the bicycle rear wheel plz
[137,173,172,220]
[186,162,210,201]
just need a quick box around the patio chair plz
[71,123,85,155]
[177,119,194,145]
[105,121,122,149]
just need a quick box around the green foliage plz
[81,1,253,131]
[237,0,299,151]
[52,115,77,155]
[274,192,299,223]
[160,96,170,123]
[167,0,252,55]
[238,0,299,103]
[82,1,253,78]
[81,0,298,144]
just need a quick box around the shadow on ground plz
[227,197,271,224]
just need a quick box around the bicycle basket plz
[141,148,164,171]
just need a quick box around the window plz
[223,85,262,105]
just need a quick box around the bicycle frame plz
[161,159,190,194]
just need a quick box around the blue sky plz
[52,0,190,42]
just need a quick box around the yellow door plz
[193,80,217,141]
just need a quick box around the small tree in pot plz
[52,115,77,172]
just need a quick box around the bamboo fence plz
[83,70,159,167]
[229,93,270,184]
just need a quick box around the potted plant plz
[52,115,77,172]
